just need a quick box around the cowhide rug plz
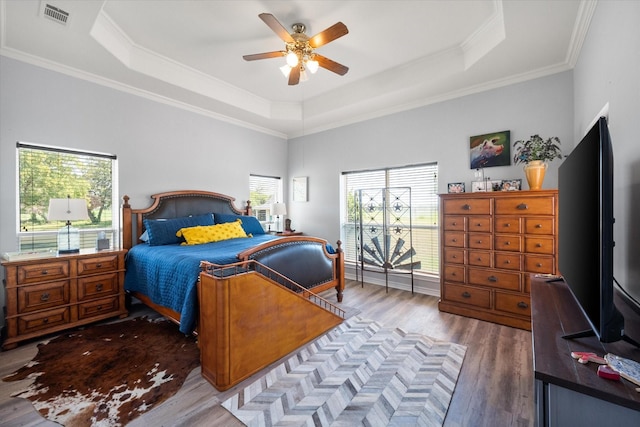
[3,316,199,427]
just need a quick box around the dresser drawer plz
[525,236,555,254]
[17,280,70,313]
[17,261,69,284]
[444,248,465,264]
[78,273,118,301]
[443,283,491,308]
[495,292,531,317]
[468,233,492,250]
[443,265,465,283]
[77,255,119,276]
[468,250,491,267]
[468,267,520,291]
[18,307,70,335]
[525,255,555,274]
[494,216,522,234]
[524,217,554,235]
[495,253,522,271]
[443,198,491,215]
[443,231,465,248]
[443,216,466,231]
[78,296,119,320]
[468,216,492,232]
[495,196,555,215]
[495,235,522,252]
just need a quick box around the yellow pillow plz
[176,220,248,245]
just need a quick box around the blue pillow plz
[215,213,265,235]
[144,213,214,246]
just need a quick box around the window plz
[249,174,282,231]
[341,163,439,275]
[17,142,118,251]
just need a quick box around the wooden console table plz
[531,276,640,426]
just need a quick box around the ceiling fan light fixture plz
[306,59,319,74]
[300,69,309,82]
[280,64,291,77]
[286,51,299,67]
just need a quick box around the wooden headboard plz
[122,190,251,250]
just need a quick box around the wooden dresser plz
[438,190,558,330]
[2,249,128,350]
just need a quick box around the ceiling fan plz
[243,13,349,86]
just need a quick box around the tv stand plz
[562,329,640,348]
[531,276,640,426]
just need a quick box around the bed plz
[121,190,345,335]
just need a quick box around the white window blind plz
[17,142,118,251]
[249,174,282,227]
[341,163,439,275]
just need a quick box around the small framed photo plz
[448,182,465,193]
[472,180,501,192]
[500,179,521,191]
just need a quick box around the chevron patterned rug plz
[222,316,466,426]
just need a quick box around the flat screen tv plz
[558,116,636,345]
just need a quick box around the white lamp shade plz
[272,202,287,216]
[48,198,90,222]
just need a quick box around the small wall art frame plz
[469,130,511,169]
[448,183,465,193]
[293,176,308,202]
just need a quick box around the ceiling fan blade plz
[259,13,294,43]
[308,22,348,48]
[243,51,285,61]
[288,66,301,85]
[315,54,349,76]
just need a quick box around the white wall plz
[288,71,573,292]
[573,0,640,303]
[0,57,287,325]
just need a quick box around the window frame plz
[16,142,119,252]
[340,162,439,276]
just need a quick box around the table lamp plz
[47,196,89,253]
[271,202,287,232]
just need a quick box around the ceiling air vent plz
[42,4,70,25]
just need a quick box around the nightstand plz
[2,248,128,350]
[276,231,303,236]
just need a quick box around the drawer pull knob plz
[452,255,458,259]
[40,293,50,302]
[477,257,483,261]
[96,263,103,268]
[476,240,482,244]
[536,224,543,228]
[536,243,542,247]
[504,241,510,246]
[462,291,471,298]
[452,238,457,243]
[452,222,457,226]
[43,318,49,324]
[96,283,103,292]
[97,305,103,311]
[462,204,471,210]
[476,223,482,227]
[505,260,511,264]
[504,223,511,227]
[517,203,528,210]
[537,263,543,267]
[488,275,498,282]
[517,301,529,309]
[41,270,48,275]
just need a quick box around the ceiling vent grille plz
[42,4,69,25]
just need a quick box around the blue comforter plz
[124,234,278,333]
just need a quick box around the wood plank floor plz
[0,280,534,426]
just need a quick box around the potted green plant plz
[513,135,562,190]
